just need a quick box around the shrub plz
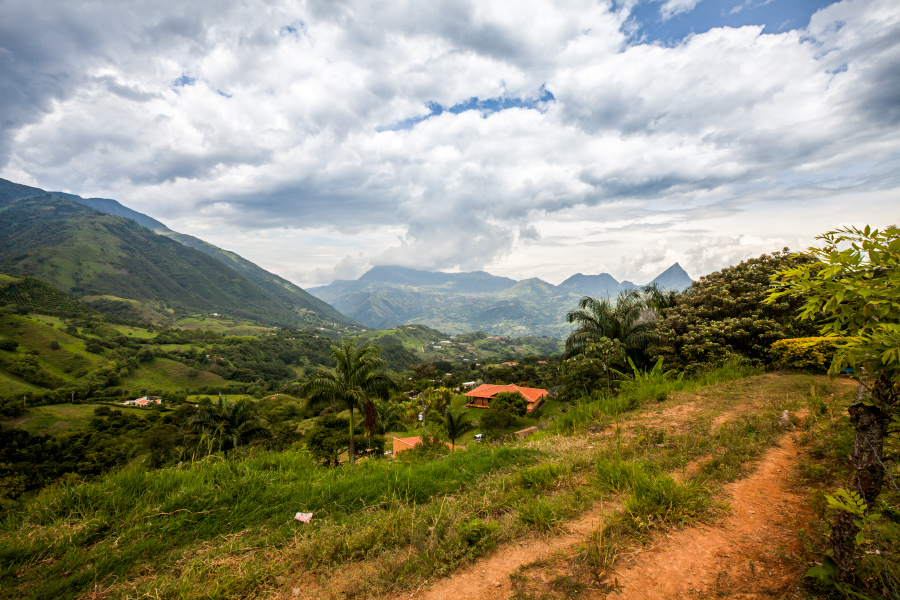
[770,337,840,372]
[480,408,514,431]
[491,391,527,417]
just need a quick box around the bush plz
[0,339,17,352]
[480,408,514,431]
[491,391,527,417]
[770,337,840,372]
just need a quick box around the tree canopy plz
[653,250,818,372]
[299,340,397,464]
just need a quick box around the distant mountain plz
[647,262,693,291]
[309,263,693,338]
[557,273,622,298]
[0,178,355,328]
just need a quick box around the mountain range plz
[309,263,692,338]
[0,178,354,328]
[0,176,693,338]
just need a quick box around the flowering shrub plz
[770,337,839,372]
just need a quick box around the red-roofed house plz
[392,436,462,455]
[464,384,549,413]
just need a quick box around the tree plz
[442,406,475,449]
[654,250,818,372]
[299,340,398,464]
[374,399,404,435]
[188,398,270,456]
[768,225,900,581]
[565,290,656,363]
[561,336,625,398]
[306,414,350,467]
[490,391,527,417]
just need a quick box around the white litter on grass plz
[294,512,313,523]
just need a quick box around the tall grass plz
[0,445,538,600]
[548,357,761,435]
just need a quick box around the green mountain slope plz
[50,187,353,325]
[158,230,350,324]
[0,178,355,328]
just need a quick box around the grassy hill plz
[120,357,225,391]
[0,274,97,318]
[8,402,154,436]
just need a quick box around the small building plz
[123,396,162,406]
[392,436,461,455]
[464,384,549,413]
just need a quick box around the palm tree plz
[189,398,270,456]
[565,289,657,360]
[642,283,681,314]
[300,340,398,464]
[375,398,405,435]
[442,406,475,450]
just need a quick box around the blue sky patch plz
[172,74,196,88]
[378,87,555,132]
[623,0,841,46]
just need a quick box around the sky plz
[1,0,898,287]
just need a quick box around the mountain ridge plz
[309,263,693,337]
[0,178,356,328]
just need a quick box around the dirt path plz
[597,435,808,600]
[400,504,614,600]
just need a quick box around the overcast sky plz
[1,0,898,287]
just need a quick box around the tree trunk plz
[348,404,356,465]
[831,383,890,581]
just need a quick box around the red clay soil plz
[402,504,614,600]
[393,432,809,600]
[596,436,809,600]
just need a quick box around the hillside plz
[0,368,855,600]
[0,273,98,318]
[309,264,693,338]
[0,178,355,328]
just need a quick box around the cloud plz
[0,0,898,288]
[660,0,702,21]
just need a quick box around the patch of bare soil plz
[399,504,615,600]
[598,435,809,600]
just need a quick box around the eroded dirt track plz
[598,436,809,599]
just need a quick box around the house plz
[464,384,549,413]
[391,436,461,455]
[123,396,162,406]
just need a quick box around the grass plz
[6,403,153,435]
[546,356,762,435]
[0,371,842,600]
[120,357,225,392]
[1,445,540,600]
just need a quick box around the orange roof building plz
[464,384,549,413]
[392,436,462,455]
